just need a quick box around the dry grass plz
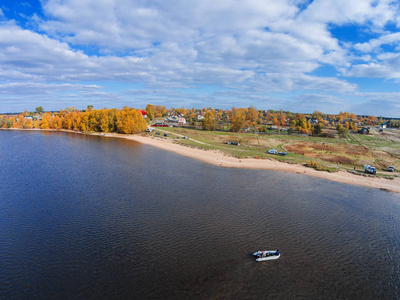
[165,126,400,172]
[284,142,371,165]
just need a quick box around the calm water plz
[1,130,399,299]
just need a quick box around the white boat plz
[253,250,280,261]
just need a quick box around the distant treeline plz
[0,107,147,134]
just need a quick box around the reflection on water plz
[0,130,399,299]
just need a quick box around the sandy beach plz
[104,132,400,194]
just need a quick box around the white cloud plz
[354,32,400,52]
[0,82,101,95]
[246,73,357,94]
[353,92,400,117]
[299,0,396,26]
[39,0,299,49]
[345,52,400,79]
[290,94,352,114]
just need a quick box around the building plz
[359,127,370,134]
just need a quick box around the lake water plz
[1,130,399,299]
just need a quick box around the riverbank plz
[105,132,400,194]
[2,128,400,193]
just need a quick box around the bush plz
[305,160,338,172]
[306,160,318,168]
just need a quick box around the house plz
[197,115,205,120]
[151,119,169,127]
[359,127,370,134]
[178,117,186,124]
[306,117,318,124]
[140,111,147,118]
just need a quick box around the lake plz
[1,130,399,299]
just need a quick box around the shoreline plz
[3,128,400,193]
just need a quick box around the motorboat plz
[253,250,280,261]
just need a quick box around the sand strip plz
[106,133,400,194]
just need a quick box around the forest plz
[0,106,147,134]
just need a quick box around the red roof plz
[140,111,147,116]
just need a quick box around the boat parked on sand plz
[253,250,280,262]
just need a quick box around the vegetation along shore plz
[1,104,399,193]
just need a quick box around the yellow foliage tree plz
[202,111,216,131]
[40,113,52,129]
[231,108,246,132]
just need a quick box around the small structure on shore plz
[226,141,240,146]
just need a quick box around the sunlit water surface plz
[1,130,399,299]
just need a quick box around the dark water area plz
[1,130,399,299]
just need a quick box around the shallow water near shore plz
[1,130,400,299]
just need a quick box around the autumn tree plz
[246,106,258,123]
[154,105,167,118]
[337,124,348,137]
[99,110,110,132]
[230,108,246,132]
[116,107,147,134]
[78,112,89,132]
[202,111,217,131]
[40,113,51,129]
[145,104,155,120]
[50,115,62,129]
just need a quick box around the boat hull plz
[255,253,280,261]
[253,250,280,262]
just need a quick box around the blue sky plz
[1,0,400,116]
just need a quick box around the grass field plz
[147,126,400,176]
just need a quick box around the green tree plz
[35,106,44,115]
[337,124,348,137]
[313,123,322,135]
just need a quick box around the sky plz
[1,0,400,117]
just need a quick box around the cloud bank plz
[0,0,400,116]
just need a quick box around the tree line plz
[0,107,147,134]
[1,104,399,135]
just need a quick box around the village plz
[140,105,400,177]
[1,105,399,177]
